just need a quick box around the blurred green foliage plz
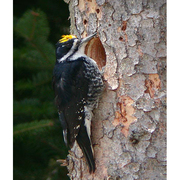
[14,1,70,179]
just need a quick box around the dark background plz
[13,0,70,179]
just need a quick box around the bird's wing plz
[53,59,89,146]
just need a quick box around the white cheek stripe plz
[58,39,79,63]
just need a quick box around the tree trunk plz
[64,0,166,179]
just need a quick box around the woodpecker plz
[52,33,104,173]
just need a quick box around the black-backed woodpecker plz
[52,33,104,173]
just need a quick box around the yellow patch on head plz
[59,35,77,43]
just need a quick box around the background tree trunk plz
[64,0,166,179]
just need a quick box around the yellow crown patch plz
[59,35,77,43]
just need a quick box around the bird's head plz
[56,33,97,62]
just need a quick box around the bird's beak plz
[80,33,97,45]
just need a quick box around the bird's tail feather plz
[76,124,95,173]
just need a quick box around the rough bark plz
[64,0,166,179]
